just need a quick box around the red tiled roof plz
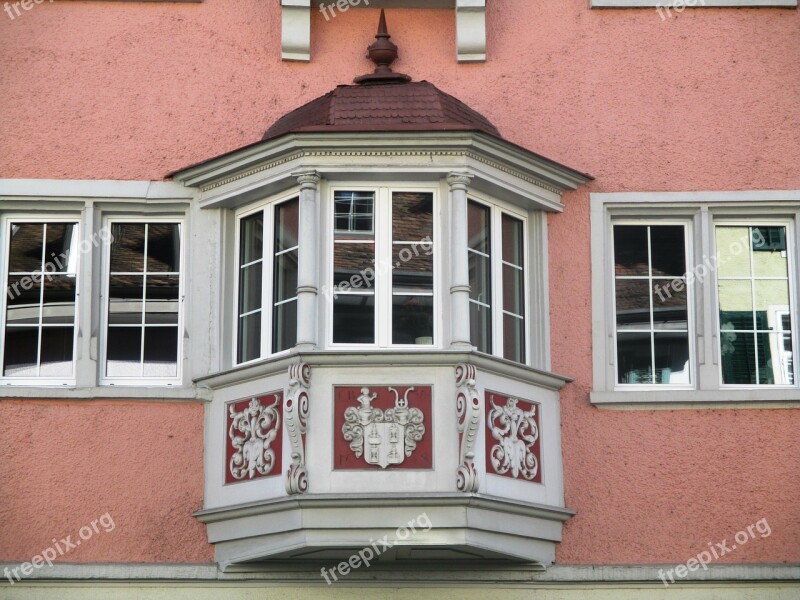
[263,81,501,141]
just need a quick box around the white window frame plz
[712,219,797,389]
[0,216,82,387]
[99,216,186,387]
[326,183,441,350]
[610,219,696,390]
[232,191,300,366]
[591,191,800,406]
[467,193,531,364]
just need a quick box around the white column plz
[448,172,474,349]
[293,170,321,350]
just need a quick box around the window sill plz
[0,385,208,401]
[590,389,800,409]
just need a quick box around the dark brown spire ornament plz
[354,10,412,85]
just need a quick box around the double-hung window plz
[467,199,528,363]
[592,192,800,403]
[2,220,80,383]
[331,188,436,348]
[102,220,183,384]
[235,197,299,364]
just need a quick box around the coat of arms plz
[342,386,425,468]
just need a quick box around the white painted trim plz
[1,562,797,584]
[0,179,193,200]
[590,191,800,406]
[592,0,796,6]
[279,0,487,63]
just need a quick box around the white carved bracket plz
[285,363,311,494]
[455,363,481,492]
[280,1,486,63]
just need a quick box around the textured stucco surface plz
[0,0,798,566]
[0,400,212,563]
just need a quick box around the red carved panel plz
[484,391,542,483]
[225,393,283,484]
[334,386,433,470]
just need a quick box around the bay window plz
[2,220,79,383]
[467,199,527,363]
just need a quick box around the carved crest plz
[342,386,425,468]
[487,394,540,481]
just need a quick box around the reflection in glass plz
[143,327,179,377]
[273,199,300,353]
[468,201,491,353]
[333,295,374,344]
[392,295,433,345]
[613,225,649,276]
[4,221,80,379]
[392,192,432,240]
[334,192,374,235]
[238,312,261,364]
[503,313,525,364]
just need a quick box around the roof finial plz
[354,9,412,85]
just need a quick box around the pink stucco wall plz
[0,0,798,565]
[0,400,212,563]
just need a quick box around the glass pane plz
[617,331,653,384]
[754,280,789,330]
[238,263,263,316]
[143,327,178,377]
[752,227,788,278]
[392,295,433,345]
[333,243,375,288]
[392,192,433,241]
[239,212,264,265]
[503,313,525,363]
[718,280,754,331]
[467,201,490,254]
[42,275,77,325]
[392,246,433,293]
[468,251,491,304]
[716,227,752,278]
[3,326,38,377]
[44,223,78,274]
[108,275,144,325]
[761,331,794,385]
[470,301,491,354]
[109,223,146,273]
[501,214,523,267]
[272,298,297,353]
[333,294,374,344]
[650,226,686,277]
[6,276,40,325]
[720,331,756,385]
[106,327,142,377]
[275,198,300,252]
[8,223,44,272]
[613,225,648,276]
[502,264,524,316]
[39,327,74,377]
[274,250,298,303]
[651,280,687,330]
[334,192,374,236]
[145,275,180,325]
[654,332,690,384]
[146,224,181,272]
[615,279,650,330]
[237,312,261,364]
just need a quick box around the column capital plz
[446,172,474,191]
[293,170,321,190]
